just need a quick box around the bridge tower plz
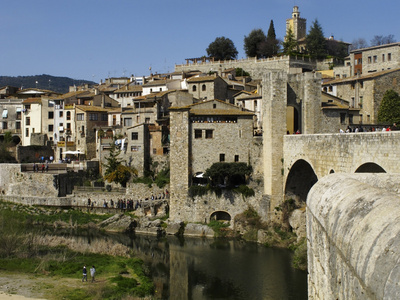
[262,71,321,216]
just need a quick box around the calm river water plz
[69,231,307,299]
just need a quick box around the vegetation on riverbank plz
[0,201,155,299]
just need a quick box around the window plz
[59,111,63,118]
[26,117,30,125]
[234,155,239,162]
[219,153,225,162]
[16,121,20,130]
[131,146,141,152]
[2,122,7,129]
[373,55,377,63]
[202,84,206,91]
[48,101,54,107]
[48,124,53,132]
[101,114,108,121]
[349,114,353,124]
[192,85,197,92]
[89,113,98,121]
[2,109,8,119]
[25,104,30,110]
[124,118,132,126]
[66,123,71,130]
[16,111,21,120]
[205,130,213,139]
[340,113,346,124]
[25,128,29,137]
[66,111,71,120]
[77,113,84,121]
[382,54,385,62]
[131,132,138,140]
[153,148,157,154]
[213,104,217,109]
[368,56,372,63]
[359,96,363,108]
[195,129,202,139]
[388,53,392,61]
[48,111,54,119]
[145,118,150,124]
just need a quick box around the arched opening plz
[355,163,386,173]
[285,159,318,203]
[106,129,113,138]
[192,85,197,92]
[202,84,206,91]
[329,169,335,174]
[12,135,20,145]
[286,106,300,134]
[210,211,231,221]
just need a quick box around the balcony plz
[57,141,75,147]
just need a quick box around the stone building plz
[186,74,229,102]
[0,97,23,143]
[169,99,259,221]
[322,68,400,124]
[349,42,400,76]
[286,6,306,46]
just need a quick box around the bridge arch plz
[210,211,231,222]
[285,159,318,203]
[354,162,386,173]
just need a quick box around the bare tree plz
[370,34,396,46]
[349,38,369,51]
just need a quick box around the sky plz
[1,0,399,82]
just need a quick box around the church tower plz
[286,6,306,41]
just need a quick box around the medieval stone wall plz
[307,173,400,299]
[175,56,315,79]
[0,164,58,198]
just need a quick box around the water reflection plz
[49,229,307,299]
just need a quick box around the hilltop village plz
[1,6,400,232]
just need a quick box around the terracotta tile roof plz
[190,109,254,116]
[114,85,143,93]
[75,105,112,112]
[22,98,42,104]
[51,90,87,100]
[187,75,218,83]
[323,68,400,85]
[143,79,168,87]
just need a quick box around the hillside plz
[0,74,96,94]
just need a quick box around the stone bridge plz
[280,131,400,204]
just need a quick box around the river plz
[75,230,308,299]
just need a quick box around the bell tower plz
[286,6,306,41]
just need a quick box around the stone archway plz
[210,211,231,221]
[355,162,386,173]
[285,159,318,203]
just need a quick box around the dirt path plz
[0,272,100,300]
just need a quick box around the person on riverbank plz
[82,265,87,282]
[90,265,96,282]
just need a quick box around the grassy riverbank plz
[0,201,155,300]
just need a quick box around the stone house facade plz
[186,75,229,102]
[322,68,400,124]
[349,42,400,76]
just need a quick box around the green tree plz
[0,132,16,163]
[205,162,252,187]
[206,37,238,61]
[262,20,280,57]
[378,89,400,124]
[306,19,327,58]
[235,68,250,77]
[282,27,298,55]
[103,139,136,187]
[244,29,267,58]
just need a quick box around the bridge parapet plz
[284,131,400,179]
[307,173,400,299]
